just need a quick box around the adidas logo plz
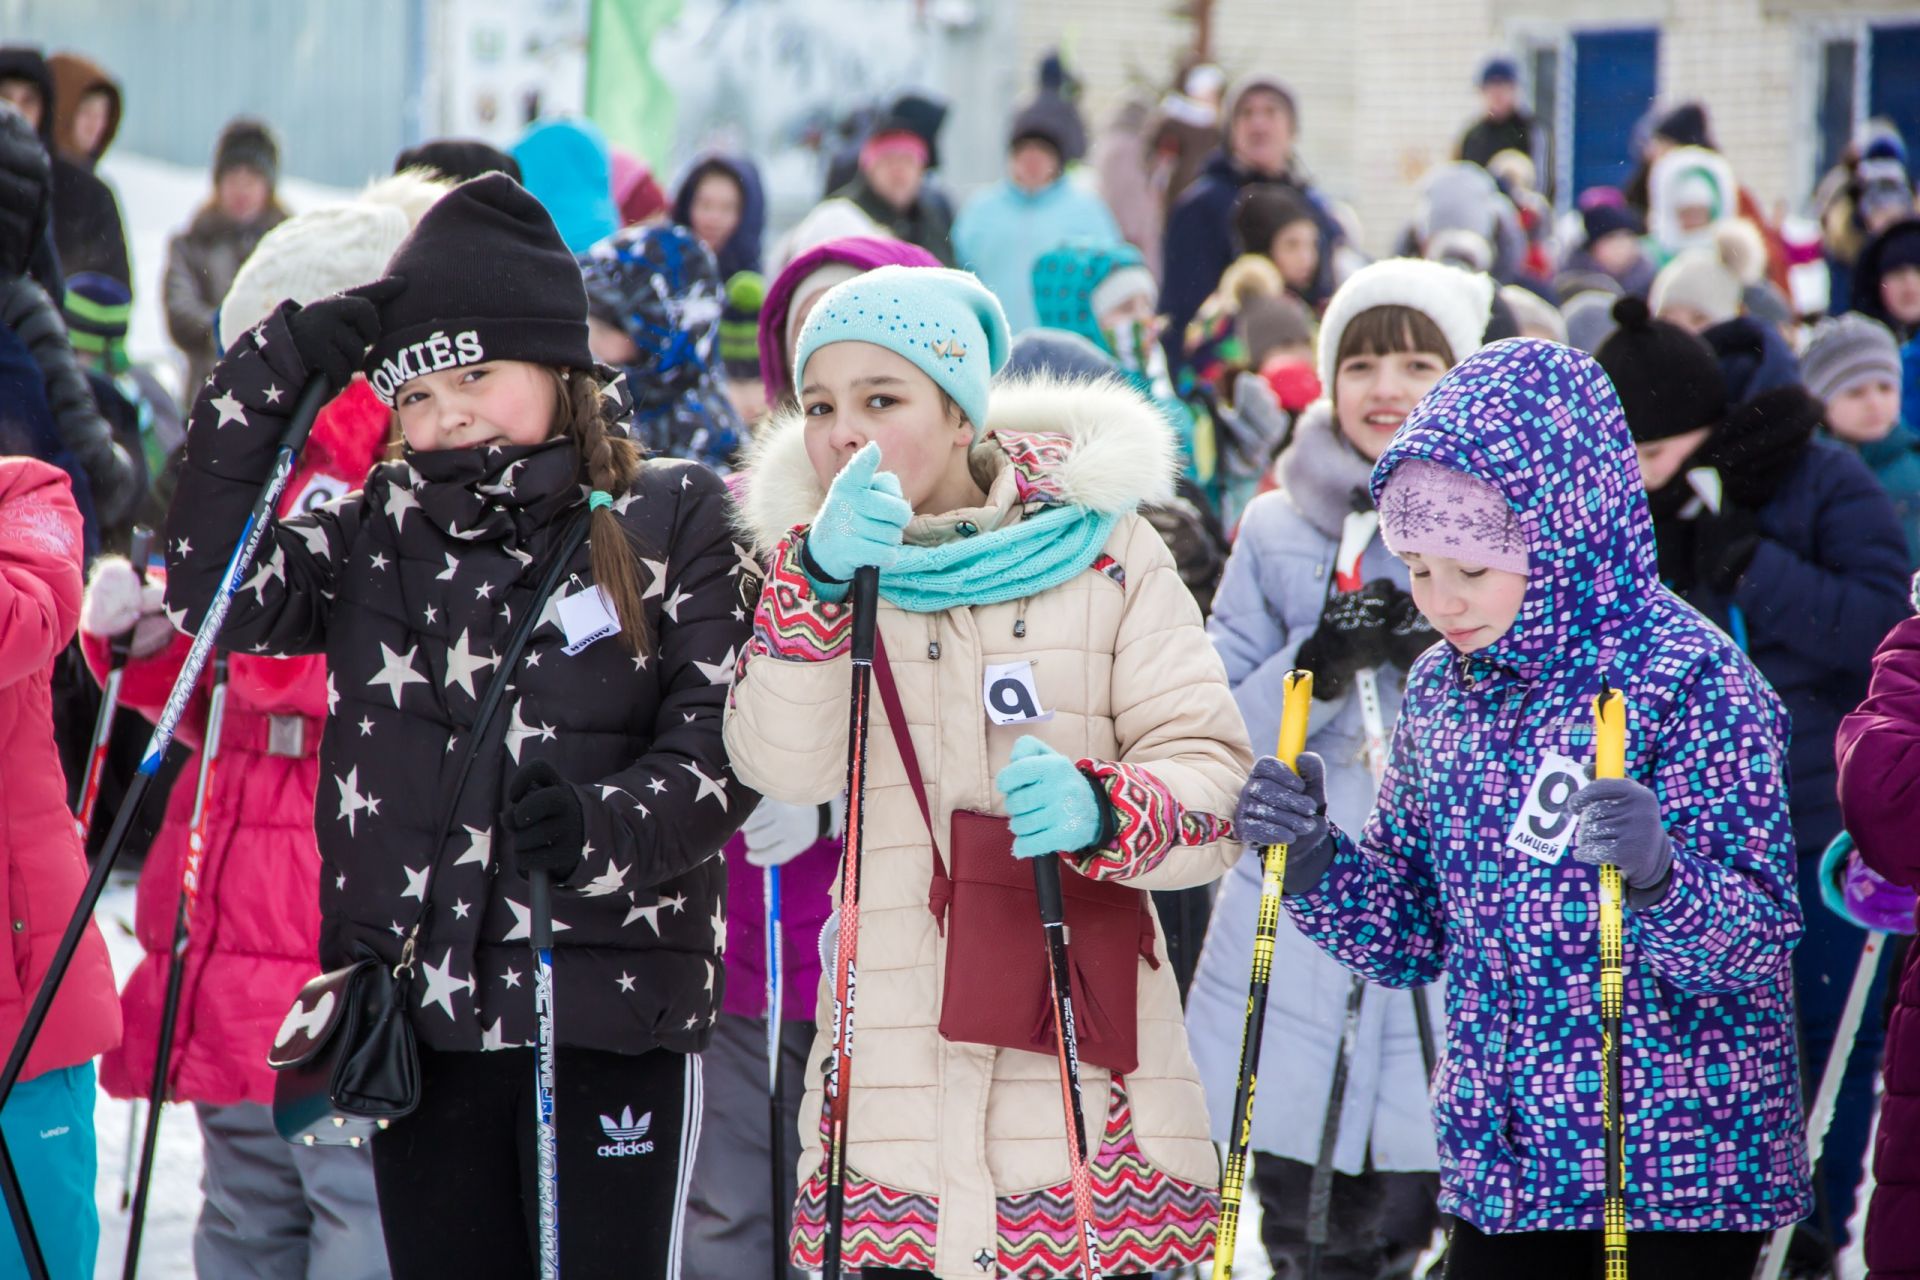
[596,1106,655,1158]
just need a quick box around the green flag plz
[586,0,684,171]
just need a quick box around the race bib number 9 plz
[1507,752,1585,864]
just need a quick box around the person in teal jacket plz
[1805,311,1920,562]
[952,99,1120,333]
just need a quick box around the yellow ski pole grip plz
[1276,670,1314,769]
[1593,688,1629,1280]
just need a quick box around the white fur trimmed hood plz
[734,373,1178,554]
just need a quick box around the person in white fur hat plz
[80,169,445,1280]
[1185,256,1491,1280]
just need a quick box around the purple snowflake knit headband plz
[1379,458,1529,574]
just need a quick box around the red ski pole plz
[1034,855,1102,1278]
[821,566,879,1279]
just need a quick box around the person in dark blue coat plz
[1158,73,1342,363]
[1597,295,1911,1263]
[671,151,766,281]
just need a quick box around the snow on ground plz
[96,152,355,407]
[93,875,199,1279]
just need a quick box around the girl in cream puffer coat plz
[723,265,1253,1279]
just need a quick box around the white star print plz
[581,861,630,897]
[334,766,377,835]
[401,865,429,901]
[662,583,691,621]
[502,897,573,942]
[731,606,746,622]
[263,384,283,404]
[164,601,190,634]
[209,391,247,429]
[524,650,542,668]
[502,968,522,988]
[703,959,715,994]
[622,897,666,934]
[709,902,727,953]
[240,547,285,604]
[663,892,687,914]
[684,1013,702,1030]
[326,673,338,715]
[647,776,668,795]
[597,784,636,804]
[250,323,269,349]
[452,899,471,919]
[691,645,738,686]
[640,559,667,601]
[357,716,374,736]
[453,825,492,869]
[504,544,534,569]
[383,483,420,532]
[480,1018,511,1051]
[366,642,428,707]
[436,552,459,581]
[335,873,346,890]
[369,551,390,571]
[173,536,191,558]
[423,603,439,624]
[291,520,331,561]
[611,492,639,515]
[419,948,475,1020]
[680,762,729,810]
[442,628,496,699]
[616,971,637,993]
[474,580,494,600]
[503,699,556,764]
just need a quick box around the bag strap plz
[871,633,954,926]
[396,509,593,976]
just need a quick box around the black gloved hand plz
[503,761,586,883]
[284,277,405,397]
[1383,586,1439,671]
[1232,753,1335,893]
[1691,504,1762,595]
[1294,578,1396,700]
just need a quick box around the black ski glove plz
[1233,753,1335,893]
[504,761,587,883]
[1691,505,1762,595]
[1382,586,1439,672]
[284,277,405,398]
[1294,579,1396,700]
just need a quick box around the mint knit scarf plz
[877,503,1118,614]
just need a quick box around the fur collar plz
[1276,401,1376,539]
[734,373,1176,553]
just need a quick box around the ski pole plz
[1034,853,1103,1278]
[124,651,229,1279]
[1594,689,1629,1280]
[822,566,879,1280]
[117,1101,140,1211]
[75,525,154,842]
[530,865,560,1280]
[0,376,329,1280]
[1753,929,1889,1280]
[766,863,787,1280]
[1215,669,1314,1278]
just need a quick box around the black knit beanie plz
[1593,296,1726,442]
[363,172,593,404]
[214,117,278,186]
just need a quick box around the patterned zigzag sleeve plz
[1284,689,1447,989]
[1628,651,1803,995]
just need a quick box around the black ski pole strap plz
[395,508,592,975]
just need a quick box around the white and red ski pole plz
[74,525,154,842]
[822,566,879,1280]
[1034,854,1102,1278]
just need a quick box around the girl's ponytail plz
[558,372,654,658]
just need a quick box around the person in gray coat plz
[1186,257,1491,1279]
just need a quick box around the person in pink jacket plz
[0,455,122,1280]
[80,380,392,1280]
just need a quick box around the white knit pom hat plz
[1315,256,1495,388]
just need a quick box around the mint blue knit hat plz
[793,265,1011,434]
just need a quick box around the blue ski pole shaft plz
[530,867,560,1280]
[0,377,328,1280]
[767,864,787,1280]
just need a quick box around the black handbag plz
[269,511,591,1147]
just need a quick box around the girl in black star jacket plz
[164,174,755,1279]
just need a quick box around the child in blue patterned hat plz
[723,263,1256,1275]
[1233,337,1810,1276]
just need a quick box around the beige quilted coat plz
[724,375,1253,1277]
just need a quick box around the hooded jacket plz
[90,383,389,1106]
[1285,338,1811,1233]
[0,46,127,286]
[1851,218,1920,341]
[162,303,754,1057]
[47,53,119,168]
[0,457,122,1078]
[1837,614,1920,1275]
[724,375,1252,1277]
[830,172,956,267]
[671,153,766,282]
[1185,401,1442,1173]
[756,236,942,403]
[510,118,618,255]
[162,191,288,397]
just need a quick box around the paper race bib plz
[557,586,620,654]
[288,472,350,516]
[1507,752,1585,863]
[982,660,1052,725]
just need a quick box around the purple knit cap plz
[1379,459,1529,573]
[758,235,942,400]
